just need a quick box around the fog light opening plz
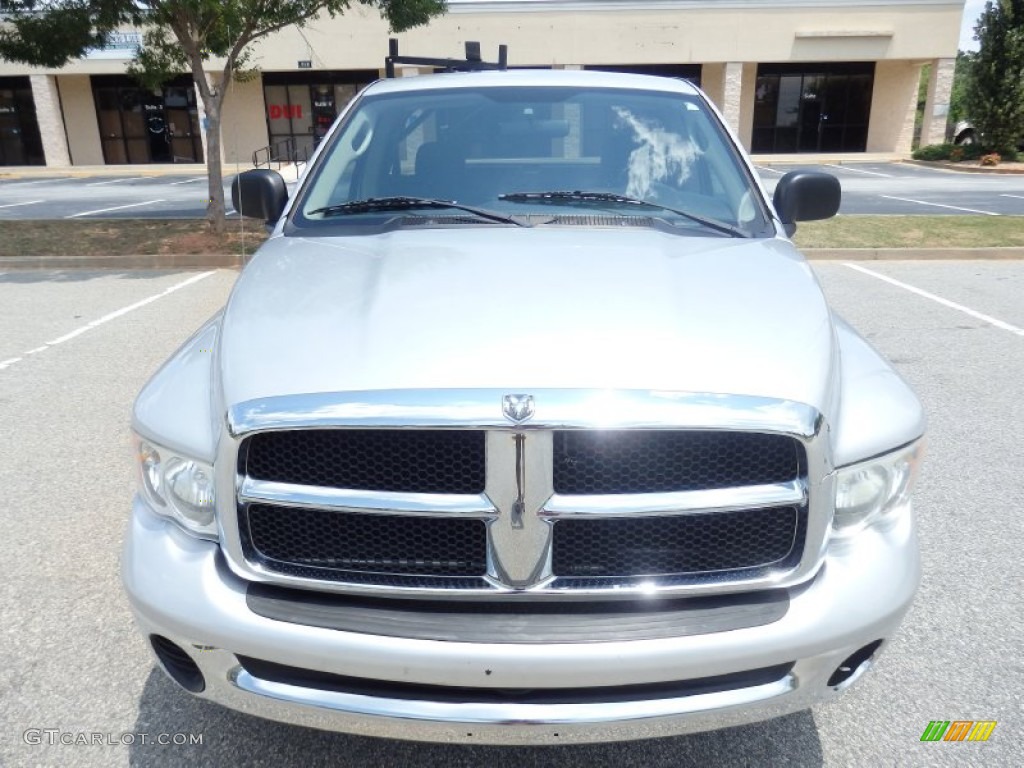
[150,635,206,693]
[828,639,883,690]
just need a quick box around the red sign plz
[268,104,302,120]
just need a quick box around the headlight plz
[833,441,923,536]
[135,436,218,540]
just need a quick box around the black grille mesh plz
[242,504,487,577]
[243,430,485,494]
[553,431,801,495]
[552,507,802,578]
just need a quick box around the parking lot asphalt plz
[0,174,239,220]
[0,162,1021,219]
[1,260,1021,767]
[755,162,1024,216]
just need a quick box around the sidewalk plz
[0,162,305,181]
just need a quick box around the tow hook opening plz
[150,635,206,693]
[828,639,883,690]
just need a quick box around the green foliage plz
[966,0,1024,153]
[912,143,955,160]
[912,142,993,161]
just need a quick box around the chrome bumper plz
[122,495,919,745]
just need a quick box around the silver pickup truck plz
[122,66,924,745]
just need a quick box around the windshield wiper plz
[308,196,528,227]
[498,191,745,238]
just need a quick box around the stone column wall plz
[920,57,955,147]
[721,62,744,136]
[29,75,71,167]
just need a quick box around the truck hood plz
[219,229,836,411]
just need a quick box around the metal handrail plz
[252,136,305,169]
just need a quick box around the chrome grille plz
[551,507,804,579]
[241,503,488,578]
[225,390,828,598]
[553,430,801,494]
[243,429,486,494]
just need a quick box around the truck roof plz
[363,68,702,97]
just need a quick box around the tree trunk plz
[204,99,226,235]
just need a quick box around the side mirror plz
[772,171,841,237]
[231,169,288,224]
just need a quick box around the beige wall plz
[220,75,270,166]
[244,3,962,71]
[56,75,103,165]
[867,60,924,154]
[701,63,725,109]
[0,2,964,77]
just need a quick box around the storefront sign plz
[268,104,303,119]
[85,31,142,60]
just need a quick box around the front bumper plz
[122,495,919,745]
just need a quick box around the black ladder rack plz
[384,38,508,77]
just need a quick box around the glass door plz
[752,63,875,153]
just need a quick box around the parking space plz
[0,174,240,220]
[0,261,1021,767]
[756,162,1024,216]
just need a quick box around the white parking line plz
[844,263,1024,337]
[65,200,165,218]
[755,166,785,175]
[825,164,892,178]
[0,200,43,209]
[0,178,67,186]
[44,272,216,347]
[169,176,208,185]
[86,177,143,187]
[878,195,1000,216]
[0,271,216,372]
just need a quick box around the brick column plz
[920,58,955,147]
[721,62,744,135]
[29,75,71,167]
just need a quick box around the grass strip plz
[0,215,1021,257]
[793,215,1024,249]
[0,219,267,257]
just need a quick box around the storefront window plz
[91,75,204,164]
[262,71,377,161]
[0,77,45,166]
[752,63,874,153]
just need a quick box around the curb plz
[0,253,247,269]
[902,159,1024,175]
[805,247,1024,260]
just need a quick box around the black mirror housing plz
[231,169,289,224]
[772,171,841,236]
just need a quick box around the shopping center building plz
[0,0,965,167]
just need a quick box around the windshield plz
[294,84,772,237]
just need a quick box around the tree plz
[967,0,1024,153]
[0,0,447,232]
